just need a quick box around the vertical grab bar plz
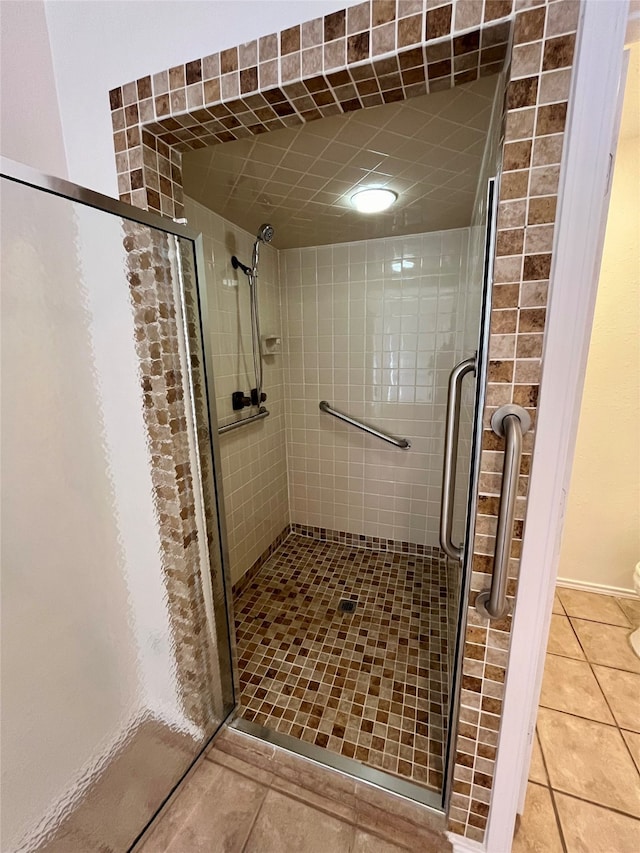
[476,404,531,620]
[440,356,476,561]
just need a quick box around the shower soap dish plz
[261,335,281,355]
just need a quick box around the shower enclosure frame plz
[229,176,500,816]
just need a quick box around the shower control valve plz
[251,388,267,406]
[232,391,252,410]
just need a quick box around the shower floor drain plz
[338,598,358,614]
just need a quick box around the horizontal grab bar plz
[218,407,269,435]
[319,401,410,449]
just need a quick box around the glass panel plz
[0,176,232,852]
[443,175,499,784]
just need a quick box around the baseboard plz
[447,832,485,852]
[556,577,636,598]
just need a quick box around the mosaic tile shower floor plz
[234,534,450,792]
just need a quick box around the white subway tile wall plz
[280,228,471,548]
[185,199,289,585]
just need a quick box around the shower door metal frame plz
[0,156,240,844]
[227,180,501,818]
[442,177,500,811]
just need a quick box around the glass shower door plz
[442,177,499,789]
[0,163,234,852]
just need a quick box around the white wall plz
[557,44,640,595]
[0,0,67,176]
[42,0,363,195]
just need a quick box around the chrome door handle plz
[476,404,531,619]
[440,356,476,561]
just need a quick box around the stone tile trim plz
[110,2,514,219]
[110,0,582,843]
[122,223,219,731]
[291,523,447,557]
[449,1,581,842]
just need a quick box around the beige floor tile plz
[547,614,585,659]
[244,789,354,853]
[512,782,563,853]
[206,747,274,786]
[552,592,565,615]
[352,829,411,852]
[622,730,640,773]
[557,588,630,627]
[528,732,547,784]
[593,666,640,733]
[555,792,640,853]
[570,619,640,673]
[539,654,614,723]
[270,774,356,823]
[537,708,640,817]
[617,597,640,627]
[137,761,266,852]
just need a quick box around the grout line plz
[546,784,569,853]
[546,786,640,823]
[537,588,640,835]
[239,784,271,853]
[534,712,569,853]
[213,743,417,852]
[566,616,639,675]
[588,662,640,784]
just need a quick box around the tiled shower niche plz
[180,70,503,796]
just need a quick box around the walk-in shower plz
[182,71,505,810]
[1,66,506,852]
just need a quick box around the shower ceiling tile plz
[183,75,498,249]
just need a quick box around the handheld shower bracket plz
[231,255,251,276]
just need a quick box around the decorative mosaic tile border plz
[122,223,220,730]
[110,0,582,843]
[232,523,446,599]
[291,523,446,559]
[109,2,513,219]
[449,1,580,840]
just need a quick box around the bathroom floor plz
[513,587,640,852]
[233,533,450,792]
[134,726,449,852]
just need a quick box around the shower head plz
[251,224,274,271]
[256,223,274,244]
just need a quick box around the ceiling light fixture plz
[350,187,398,213]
